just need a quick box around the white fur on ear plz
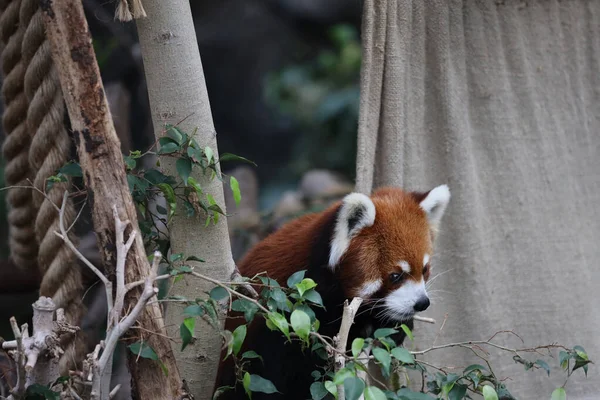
[328,193,376,269]
[419,184,450,230]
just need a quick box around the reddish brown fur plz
[237,205,340,282]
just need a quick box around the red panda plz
[214,185,451,400]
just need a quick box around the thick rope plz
[19,0,84,370]
[0,0,38,270]
[116,0,146,21]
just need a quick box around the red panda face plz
[328,185,450,321]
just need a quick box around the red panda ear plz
[328,193,376,269]
[412,184,451,232]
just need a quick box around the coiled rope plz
[20,0,82,327]
[0,0,38,270]
[1,0,84,370]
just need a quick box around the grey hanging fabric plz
[356,1,600,398]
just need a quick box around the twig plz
[411,339,569,356]
[432,313,448,346]
[190,271,270,314]
[229,264,259,299]
[413,315,436,324]
[334,297,363,399]
[8,317,25,397]
[109,384,122,399]
[54,191,114,324]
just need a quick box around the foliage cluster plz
[264,24,361,180]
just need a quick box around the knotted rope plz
[1,0,85,371]
[20,0,83,327]
[0,0,38,270]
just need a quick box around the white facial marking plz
[329,193,376,269]
[358,280,383,298]
[398,261,410,274]
[384,279,429,319]
[423,254,430,266]
[419,184,451,230]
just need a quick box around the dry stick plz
[52,192,162,399]
[8,317,25,397]
[40,2,184,398]
[3,297,77,399]
[334,298,363,399]
[414,315,436,324]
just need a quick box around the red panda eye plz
[389,273,405,284]
[423,265,429,275]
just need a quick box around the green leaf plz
[241,351,262,362]
[287,270,306,288]
[482,386,499,400]
[351,338,365,358]
[396,389,436,399]
[209,286,229,301]
[391,347,414,364]
[204,146,214,164]
[166,125,184,144]
[448,384,467,400]
[364,386,387,400]
[310,382,328,400]
[180,318,195,351]
[25,384,60,400]
[374,328,398,339]
[159,136,177,147]
[400,324,414,341]
[232,325,246,356]
[59,161,83,177]
[574,345,588,360]
[157,183,176,221]
[183,304,205,317]
[551,388,566,400]
[535,359,551,376]
[169,253,183,262]
[218,153,257,166]
[124,155,137,170]
[232,299,259,322]
[344,377,365,400]
[324,381,337,397]
[462,364,488,375]
[290,309,311,341]
[128,342,158,361]
[333,368,354,385]
[372,348,391,377]
[249,374,279,394]
[303,289,324,307]
[144,168,172,184]
[559,351,570,370]
[295,278,318,296]
[243,372,252,399]
[186,255,205,262]
[176,158,192,185]
[158,142,180,154]
[267,312,290,340]
[229,176,242,206]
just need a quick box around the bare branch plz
[413,315,436,324]
[334,297,363,399]
[54,191,114,320]
[9,317,25,397]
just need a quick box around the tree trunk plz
[40,2,185,399]
[135,1,236,398]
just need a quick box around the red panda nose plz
[414,296,430,312]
